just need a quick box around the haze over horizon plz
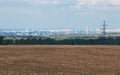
[0,0,120,29]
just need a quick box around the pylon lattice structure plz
[102,21,107,36]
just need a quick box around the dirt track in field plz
[0,45,120,75]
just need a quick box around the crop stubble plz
[0,45,120,75]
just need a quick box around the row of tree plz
[0,36,120,45]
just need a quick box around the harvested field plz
[0,45,120,75]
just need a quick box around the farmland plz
[0,45,120,75]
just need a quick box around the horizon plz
[0,0,120,29]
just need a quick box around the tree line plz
[0,36,120,45]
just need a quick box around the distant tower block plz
[102,21,107,36]
[86,26,89,35]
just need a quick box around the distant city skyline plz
[0,0,120,29]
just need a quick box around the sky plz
[0,0,120,29]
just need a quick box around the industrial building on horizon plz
[0,21,120,37]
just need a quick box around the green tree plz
[0,36,4,44]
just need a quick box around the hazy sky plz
[0,0,120,29]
